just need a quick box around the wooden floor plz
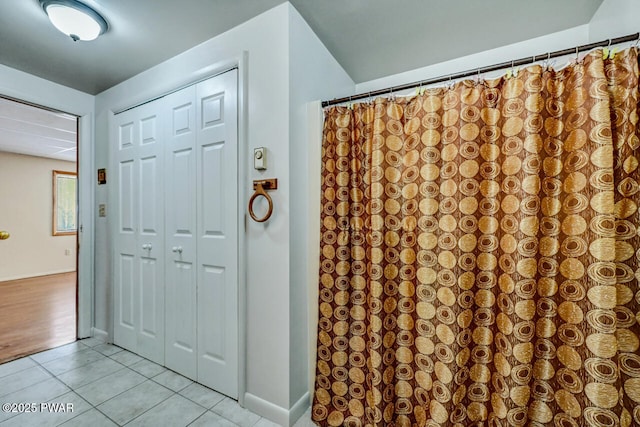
[0,272,76,364]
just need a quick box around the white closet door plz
[113,108,138,352]
[113,101,165,364]
[136,102,166,363]
[196,70,238,398]
[164,85,198,379]
[114,69,239,397]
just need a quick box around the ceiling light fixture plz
[40,0,108,42]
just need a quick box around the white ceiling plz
[0,0,603,95]
[0,97,77,162]
[293,0,604,84]
[0,0,604,161]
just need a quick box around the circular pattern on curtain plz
[314,48,640,426]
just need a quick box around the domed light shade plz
[40,0,108,41]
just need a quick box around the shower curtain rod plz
[322,32,640,107]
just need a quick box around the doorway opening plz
[0,96,78,363]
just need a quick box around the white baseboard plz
[0,269,76,283]
[244,393,288,425]
[91,327,109,343]
[243,392,310,426]
[289,392,310,425]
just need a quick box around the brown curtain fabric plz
[313,48,640,427]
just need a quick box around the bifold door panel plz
[195,74,238,397]
[113,101,165,365]
[164,85,198,380]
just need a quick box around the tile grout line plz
[57,390,94,426]
[2,339,281,427]
[27,341,138,427]
[25,343,118,427]
[28,341,91,365]
[117,391,199,426]
[0,362,63,401]
[208,398,249,427]
[66,369,208,426]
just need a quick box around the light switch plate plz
[99,204,106,217]
[254,147,267,170]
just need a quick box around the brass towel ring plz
[248,179,278,223]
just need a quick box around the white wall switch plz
[254,147,267,170]
[99,204,106,217]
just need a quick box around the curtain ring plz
[248,181,274,223]
[545,52,554,72]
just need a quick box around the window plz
[53,170,77,236]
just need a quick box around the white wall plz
[287,2,355,417]
[93,3,305,423]
[0,152,77,281]
[355,1,640,97]
[356,25,590,94]
[0,64,94,337]
[0,65,94,117]
[589,0,640,42]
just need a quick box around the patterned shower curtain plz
[313,48,640,426]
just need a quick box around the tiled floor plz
[0,339,315,427]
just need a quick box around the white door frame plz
[0,94,94,339]
[77,113,94,338]
[0,63,94,339]
[108,53,248,405]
